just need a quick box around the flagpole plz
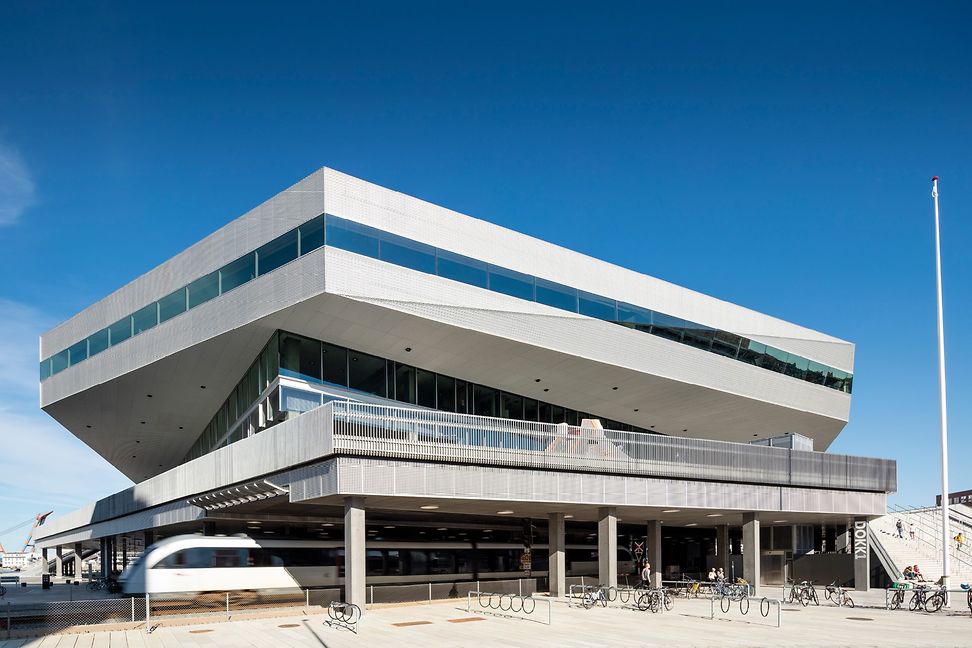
[931,175,951,597]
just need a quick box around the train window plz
[386,550,402,576]
[407,550,428,575]
[429,551,455,574]
[212,549,245,568]
[367,550,385,576]
[455,550,474,574]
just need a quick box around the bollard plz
[306,589,310,608]
[519,579,522,596]
[226,592,230,619]
[370,585,374,605]
[428,582,432,604]
[131,596,135,622]
[146,594,151,630]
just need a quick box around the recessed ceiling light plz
[248,521,261,524]
[200,385,206,389]
[483,529,493,533]
[420,505,439,510]
[496,510,514,515]
[264,530,275,534]
[419,531,426,534]
[321,523,334,527]
[686,523,698,527]
[437,527,448,531]
[146,394,153,398]
[633,409,639,412]
[706,514,722,518]
[612,387,619,391]
[682,429,688,432]
[564,515,573,519]
[140,421,146,424]
[404,347,412,352]
[773,520,788,523]
[543,388,549,392]
[384,526,396,529]
[534,378,541,383]
[178,426,184,430]
[662,509,680,513]
[86,425,92,428]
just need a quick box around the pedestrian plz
[716,567,725,582]
[640,560,651,587]
[956,532,965,552]
[913,565,923,581]
[896,519,904,538]
[909,522,915,541]
[707,567,716,581]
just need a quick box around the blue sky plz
[0,2,969,550]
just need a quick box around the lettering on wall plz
[853,521,868,560]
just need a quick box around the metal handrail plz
[326,401,896,493]
[887,504,972,574]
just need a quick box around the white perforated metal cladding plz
[322,168,853,371]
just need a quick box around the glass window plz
[535,278,577,312]
[436,249,488,289]
[51,349,70,374]
[805,360,828,385]
[787,355,809,381]
[473,385,497,417]
[436,375,456,412]
[737,339,767,366]
[67,340,87,366]
[416,368,436,408]
[649,312,686,342]
[322,343,348,386]
[349,350,386,396]
[257,228,299,275]
[681,322,715,351]
[407,551,428,575]
[488,266,534,301]
[187,271,220,308]
[455,379,469,413]
[616,302,652,331]
[500,392,523,419]
[278,333,322,382]
[380,232,436,274]
[550,405,566,424]
[578,291,616,321]
[326,216,380,259]
[132,303,158,335]
[711,331,742,358]
[280,386,322,413]
[395,363,416,403]
[566,409,579,426]
[87,328,109,357]
[39,359,51,381]
[299,215,325,255]
[220,253,256,294]
[538,402,552,423]
[108,316,132,346]
[764,346,789,373]
[524,398,539,421]
[158,288,187,323]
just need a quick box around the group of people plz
[902,564,924,581]
[706,567,727,582]
[895,518,917,540]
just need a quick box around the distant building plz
[937,490,972,506]
[1,551,39,569]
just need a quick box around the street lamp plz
[931,176,951,596]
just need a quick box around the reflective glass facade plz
[42,212,852,394]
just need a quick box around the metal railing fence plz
[328,401,895,493]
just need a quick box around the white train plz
[120,534,635,594]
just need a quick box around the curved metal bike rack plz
[325,601,361,634]
[709,594,781,628]
[468,591,549,625]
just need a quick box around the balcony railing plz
[325,401,896,493]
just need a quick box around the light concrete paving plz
[2,595,970,647]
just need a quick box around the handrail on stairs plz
[887,504,972,574]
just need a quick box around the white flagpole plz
[931,175,951,597]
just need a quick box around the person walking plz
[896,519,904,538]
[909,522,916,541]
[956,532,965,553]
[640,560,651,587]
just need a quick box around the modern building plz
[34,168,895,603]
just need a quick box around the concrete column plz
[99,538,109,579]
[73,543,83,580]
[742,513,760,594]
[717,524,730,567]
[41,548,49,575]
[144,530,155,549]
[597,507,617,588]
[55,546,63,577]
[548,513,566,598]
[852,518,870,591]
[646,520,662,588]
[344,496,366,610]
[122,538,128,569]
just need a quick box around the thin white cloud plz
[0,298,132,550]
[0,141,35,226]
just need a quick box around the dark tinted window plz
[158,288,187,323]
[257,228,299,275]
[380,232,436,274]
[436,375,456,412]
[535,278,577,312]
[187,271,220,308]
[417,369,436,408]
[220,253,256,293]
[437,249,488,288]
[395,363,416,403]
[87,328,109,357]
[488,266,534,301]
[500,392,523,419]
[349,350,386,396]
[322,343,348,386]
[473,385,497,417]
[132,303,158,335]
[326,216,380,259]
[108,316,132,346]
[578,291,616,321]
[299,215,325,254]
[617,302,652,331]
[67,340,87,367]
[279,333,322,382]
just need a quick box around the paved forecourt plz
[2,595,970,648]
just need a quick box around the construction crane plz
[0,516,39,553]
[22,511,53,552]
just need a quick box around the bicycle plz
[889,588,905,610]
[636,588,663,613]
[824,581,854,608]
[922,586,948,613]
[581,584,609,609]
[908,585,945,612]
[87,577,105,591]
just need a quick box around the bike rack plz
[884,587,970,612]
[567,584,670,613]
[325,601,361,633]
[467,591,551,625]
[709,595,782,628]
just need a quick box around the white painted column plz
[73,543,83,580]
[548,513,566,597]
[55,546,63,577]
[344,496,367,610]
[646,520,662,588]
[598,507,617,588]
[742,512,760,594]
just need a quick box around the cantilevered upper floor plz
[38,168,856,481]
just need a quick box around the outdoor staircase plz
[871,510,972,585]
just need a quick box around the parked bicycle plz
[581,584,611,609]
[824,580,854,608]
[784,580,818,607]
[909,585,947,613]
